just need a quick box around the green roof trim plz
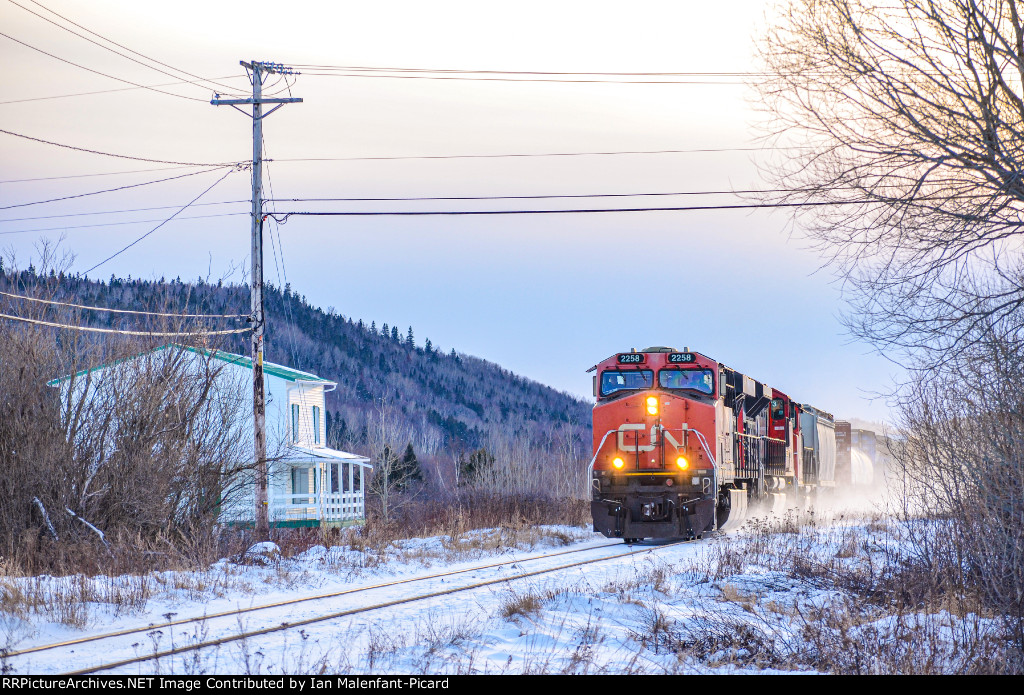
[48,344,333,386]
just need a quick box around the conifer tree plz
[398,443,422,485]
[391,325,400,342]
[406,326,414,348]
[458,448,494,486]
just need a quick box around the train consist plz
[588,346,847,542]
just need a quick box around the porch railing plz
[269,492,365,523]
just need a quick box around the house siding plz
[287,383,326,446]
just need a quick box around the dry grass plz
[619,512,1020,674]
[500,590,546,621]
[0,489,588,645]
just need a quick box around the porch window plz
[291,466,315,504]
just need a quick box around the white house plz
[50,344,372,528]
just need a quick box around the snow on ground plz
[0,519,1004,674]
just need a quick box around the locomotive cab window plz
[600,369,654,397]
[771,398,785,420]
[658,368,714,395]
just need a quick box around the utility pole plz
[212,61,301,538]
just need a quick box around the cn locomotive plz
[588,346,837,542]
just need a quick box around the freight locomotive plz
[588,346,840,542]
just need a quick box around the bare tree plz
[759,6,1024,658]
[0,250,252,566]
[890,317,1024,658]
[365,394,419,521]
[757,0,1024,360]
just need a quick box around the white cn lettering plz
[661,427,685,449]
[617,423,655,452]
[617,424,687,452]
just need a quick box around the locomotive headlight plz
[676,456,689,470]
[646,396,659,415]
[613,457,625,469]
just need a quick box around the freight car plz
[588,346,837,542]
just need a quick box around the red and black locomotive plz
[589,346,836,542]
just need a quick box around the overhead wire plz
[300,71,745,85]
[0,290,248,318]
[0,313,249,335]
[0,211,248,236]
[82,168,239,274]
[0,30,209,102]
[266,188,830,203]
[0,75,248,106]
[264,200,880,220]
[0,200,248,222]
[0,127,244,166]
[13,0,247,97]
[261,135,301,369]
[0,166,233,184]
[0,186,918,230]
[266,146,800,165]
[293,64,764,83]
[291,64,769,76]
[0,167,236,211]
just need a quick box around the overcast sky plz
[0,0,898,422]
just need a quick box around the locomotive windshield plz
[659,368,714,395]
[600,369,654,396]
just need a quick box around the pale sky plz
[0,0,897,422]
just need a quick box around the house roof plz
[279,444,373,467]
[48,344,335,387]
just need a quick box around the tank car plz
[588,346,837,542]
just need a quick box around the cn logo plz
[617,423,685,452]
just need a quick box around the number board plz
[668,352,697,363]
[617,353,646,364]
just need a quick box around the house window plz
[291,404,300,443]
[312,405,321,445]
[292,467,310,494]
[291,466,316,504]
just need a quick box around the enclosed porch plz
[271,446,373,527]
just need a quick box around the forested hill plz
[0,266,592,455]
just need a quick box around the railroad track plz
[8,537,694,675]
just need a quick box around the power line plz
[83,168,238,274]
[0,127,244,166]
[0,29,208,102]
[291,64,770,77]
[0,211,247,236]
[0,167,234,211]
[0,290,248,318]
[269,146,800,164]
[0,75,247,106]
[266,188,814,203]
[265,200,871,220]
[0,312,249,335]
[0,200,247,222]
[0,166,227,184]
[262,137,300,369]
[301,71,745,85]
[13,0,248,97]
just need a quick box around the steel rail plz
[9,539,625,659]
[64,538,694,675]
